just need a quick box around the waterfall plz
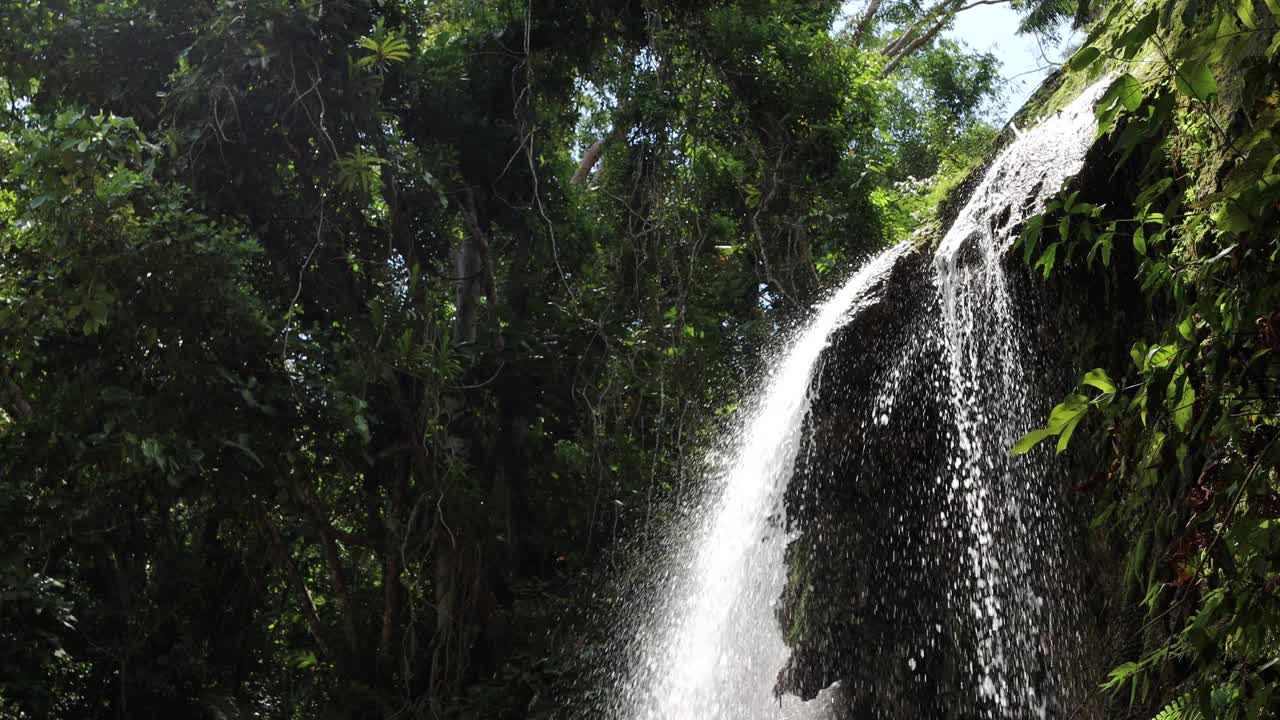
[611,244,909,720]
[609,78,1110,720]
[929,78,1111,718]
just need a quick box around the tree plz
[0,0,1046,716]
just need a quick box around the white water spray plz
[614,245,908,720]
[932,79,1111,717]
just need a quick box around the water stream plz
[612,245,909,720]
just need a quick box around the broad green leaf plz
[1010,394,1090,455]
[1238,0,1258,28]
[1167,367,1195,431]
[1088,233,1112,268]
[1056,414,1083,453]
[1068,46,1101,71]
[1035,242,1059,278]
[1010,428,1054,456]
[1047,394,1090,433]
[1212,202,1252,234]
[1131,343,1147,369]
[1178,316,1195,340]
[1082,368,1116,394]
[1145,344,1177,370]
[1118,10,1159,58]
[1174,60,1217,102]
[1095,101,1122,138]
[1115,73,1145,112]
[1021,215,1044,264]
[1266,0,1280,14]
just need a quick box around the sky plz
[838,1,1082,123]
[945,4,1080,122]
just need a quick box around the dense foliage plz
[0,1,1029,718]
[1017,0,1280,716]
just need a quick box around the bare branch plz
[296,480,359,654]
[883,14,950,74]
[572,139,606,185]
[253,502,329,656]
[879,0,1010,64]
[459,187,503,352]
[2,367,32,421]
[850,0,883,46]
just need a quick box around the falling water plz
[932,78,1109,718]
[612,245,908,720]
[609,78,1112,720]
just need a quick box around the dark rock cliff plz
[772,70,1128,719]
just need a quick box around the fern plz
[356,18,411,71]
[1152,693,1194,720]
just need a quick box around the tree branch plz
[572,139,606,184]
[2,367,32,420]
[296,480,359,654]
[459,187,503,352]
[849,0,883,46]
[878,0,1010,65]
[883,13,951,74]
[253,503,329,656]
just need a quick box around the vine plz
[1015,0,1280,717]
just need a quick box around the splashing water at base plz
[611,245,908,720]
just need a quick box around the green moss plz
[781,540,814,645]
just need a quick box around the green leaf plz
[1115,74,1145,112]
[1082,368,1116,394]
[1178,316,1195,340]
[1264,0,1280,14]
[1068,46,1101,71]
[1145,344,1177,370]
[1012,393,1092,456]
[1167,367,1195,431]
[1118,10,1159,58]
[1174,60,1217,102]
[1088,230,1115,268]
[1238,0,1258,29]
[1105,661,1142,689]
[1010,428,1054,456]
[1212,201,1252,234]
[1047,394,1090,433]
[1021,215,1044,264]
[1056,414,1083,454]
[292,651,318,669]
[1035,242,1059,279]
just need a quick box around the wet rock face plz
[774,251,1074,719]
[775,253,1119,720]
[778,248,974,717]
